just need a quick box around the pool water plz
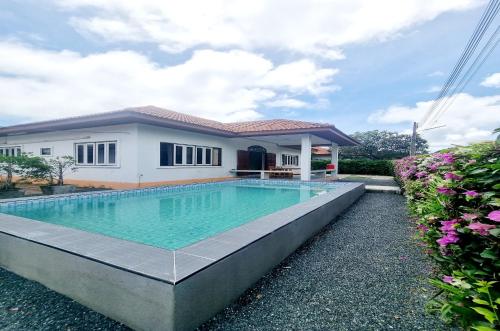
[0,180,340,249]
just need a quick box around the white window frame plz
[75,141,117,166]
[196,146,204,165]
[40,147,52,156]
[173,144,196,166]
[0,146,22,157]
[282,153,299,167]
[204,147,212,166]
[185,145,195,165]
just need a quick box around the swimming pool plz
[0,179,364,330]
[0,180,343,250]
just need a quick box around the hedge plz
[395,142,500,329]
[311,159,394,176]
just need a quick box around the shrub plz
[311,159,330,170]
[394,142,500,330]
[339,159,394,176]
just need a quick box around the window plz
[75,141,117,166]
[175,145,183,165]
[0,146,22,157]
[40,147,52,156]
[186,146,194,165]
[86,144,94,164]
[108,143,116,164]
[212,148,222,166]
[161,143,221,167]
[97,143,105,164]
[205,148,212,165]
[160,143,174,166]
[196,147,204,165]
[282,153,299,166]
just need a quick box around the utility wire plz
[427,25,500,126]
[419,0,500,128]
[421,0,499,126]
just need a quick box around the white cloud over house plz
[368,93,500,150]
[0,42,337,122]
[56,0,480,59]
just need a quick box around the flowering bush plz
[395,142,500,330]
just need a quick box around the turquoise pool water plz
[0,180,341,249]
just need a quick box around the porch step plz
[365,185,401,194]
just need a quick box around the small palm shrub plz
[395,142,499,330]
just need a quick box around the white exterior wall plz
[1,123,302,186]
[136,124,300,183]
[0,124,139,183]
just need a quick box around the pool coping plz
[0,180,360,285]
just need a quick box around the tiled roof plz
[223,119,331,133]
[125,106,332,133]
[127,106,230,132]
[312,147,331,155]
[0,105,358,145]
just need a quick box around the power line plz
[419,0,500,128]
[427,25,500,126]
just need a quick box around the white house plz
[0,106,358,188]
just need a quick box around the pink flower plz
[444,172,462,181]
[467,222,496,236]
[437,187,456,195]
[428,164,438,171]
[464,190,479,198]
[442,275,454,284]
[415,171,427,179]
[462,213,478,221]
[417,224,429,232]
[440,219,459,232]
[467,159,477,165]
[438,153,455,164]
[487,210,500,222]
[436,231,459,247]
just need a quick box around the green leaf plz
[472,307,498,324]
[480,249,497,260]
[472,325,497,331]
[473,298,490,305]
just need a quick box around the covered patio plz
[230,127,359,181]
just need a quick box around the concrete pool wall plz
[0,181,364,330]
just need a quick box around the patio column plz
[331,143,339,178]
[300,135,312,181]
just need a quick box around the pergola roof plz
[0,106,359,146]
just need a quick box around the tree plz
[12,155,77,187]
[340,130,428,160]
[0,154,25,190]
[46,156,77,185]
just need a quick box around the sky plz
[0,0,499,150]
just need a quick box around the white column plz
[331,143,339,178]
[300,135,312,181]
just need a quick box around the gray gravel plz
[199,193,446,331]
[1,193,446,330]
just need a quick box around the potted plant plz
[39,156,77,195]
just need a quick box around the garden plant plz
[395,142,499,330]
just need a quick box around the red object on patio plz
[326,164,335,170]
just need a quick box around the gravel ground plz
[0,193,446,330]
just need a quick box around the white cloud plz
[481,72,500,88]
[0,42,336,122]
[425,85,441,93]
[368,93,500,150]
[428,70,444,77]
[55,0,480,59]
[266,98,309,108]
